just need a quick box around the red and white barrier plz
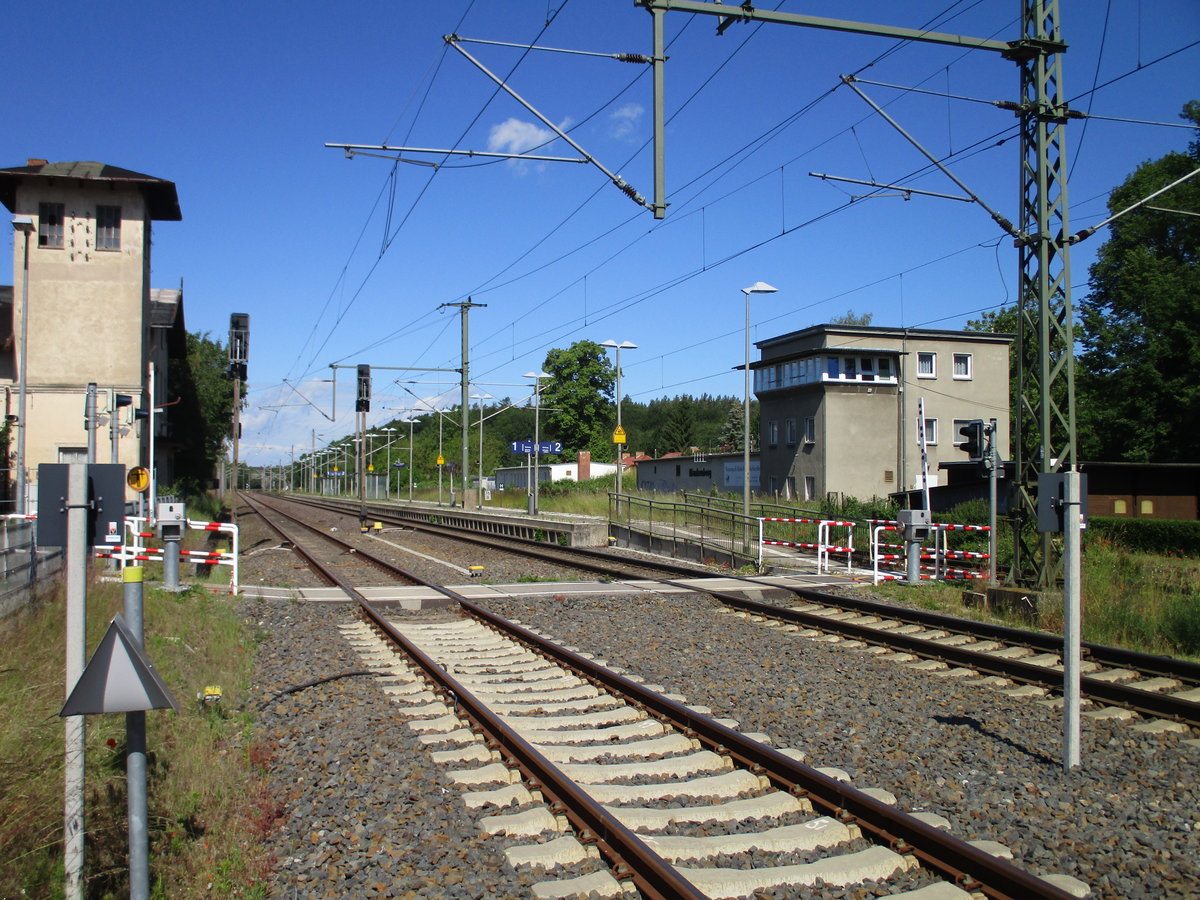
[98,516,239,592]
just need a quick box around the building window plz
[1112,499,1127,515]
[96,205,121,250]
[1140,499,1155,516]
[921,417,938,445]
[785,418,797,445]
[917,351,936,378]
[803,416,815,444]
[953,353,972,379]
[38,202,64,248]
[786,476,796,498]
[860,358,875,381]
[804,476,816,500]
[768,420,779,446]
[878,357,892,379]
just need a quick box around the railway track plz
[239,491,1087,898]
[253,492,1200,731]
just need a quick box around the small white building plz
[494,455,618,490]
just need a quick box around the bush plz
[1086,517,1200,557]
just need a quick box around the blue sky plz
[4,1,1197,465]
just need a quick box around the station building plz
[1,159,185,510]
[754,324,1012,503]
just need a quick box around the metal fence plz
[0,518,62,620]
[613,493,996,578]
[611,492,762,568]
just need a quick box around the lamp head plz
[741,281,778,296]
[11,215,34,233]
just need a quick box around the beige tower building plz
[1,159,184,510]
[754,324,1013,503]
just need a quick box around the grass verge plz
[0,574,274,898]
[861,543,1200,661]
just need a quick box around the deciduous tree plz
[1077,101,1200,462]
[540,340,616,461]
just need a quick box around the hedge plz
[1086,516,1200,557]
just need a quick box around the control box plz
[157,502,186,541]
[897,508,932,541]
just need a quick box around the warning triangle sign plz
[60,615,180,716]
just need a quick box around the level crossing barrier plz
[867,518,990,584]
[95,517,240,593]
[757,517,855,574]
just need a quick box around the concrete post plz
[123,567,148,899]
[64,464,88,900]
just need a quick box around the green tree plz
[716,399,746,452]
[1077,101,1200,462]
[659,400,696,453]
[830,309,874,326]
[540,340,616,461]
[167,331,239,495]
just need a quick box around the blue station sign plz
[510,440,563,454]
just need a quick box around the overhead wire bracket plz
[282,378,335,422]
[808,172,973,203]
[325,143,587,166]
[839,75,1020,239]
[443,33,651,211]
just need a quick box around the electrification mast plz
[636,0,1076,587]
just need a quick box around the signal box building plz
[753,324,1012,503]
[0,160,184,509]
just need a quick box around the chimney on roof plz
[27,159,47,168]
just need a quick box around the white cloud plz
[488,117,555,156]
[609,102,644,140]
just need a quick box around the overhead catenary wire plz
[260,6,1196,456]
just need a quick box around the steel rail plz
[248,491,1078,898]
[459,597,1077,900]
[711,590,1200,726]
[243,493,424,586]
[243,495,705,898]
[357,601,707,900]
[238,493,338,586]
[267,493,1200,721]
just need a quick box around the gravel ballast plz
[236,503,1199,899]
[480,591,1200,900]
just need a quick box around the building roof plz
[0,160,182,220]
[756,323,1014,351]
[149,288,184,329]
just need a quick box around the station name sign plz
[510,441,563,454]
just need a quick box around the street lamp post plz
[471,393,492,510]
[409,418,417,502]
[381,427,396,499]
[600,341,637,505]
[741,282,778,523]
[523,371,550,515]
[11,216,33,514]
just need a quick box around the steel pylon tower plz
[637,0,1075,586]
[1012,0,1075,586]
